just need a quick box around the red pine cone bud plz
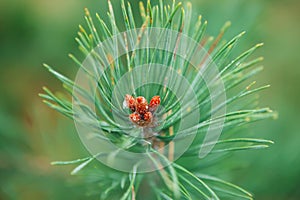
[143,111,153,123]
[149,96,161,112]
[125,94,136,112]
[129,113,141,123]
[136,96,148,115]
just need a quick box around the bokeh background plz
[0,0,299,199]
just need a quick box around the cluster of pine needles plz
[40,0,276,199]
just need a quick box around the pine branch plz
[40,0,277,199]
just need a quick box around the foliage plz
[40,0,276,199]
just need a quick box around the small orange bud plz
[125,94,136,112]
[149,96,160,112]
[136,96,148,115]
[143,111,153,123]
[129,113,141,123]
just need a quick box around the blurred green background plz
[0,0,299,199]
